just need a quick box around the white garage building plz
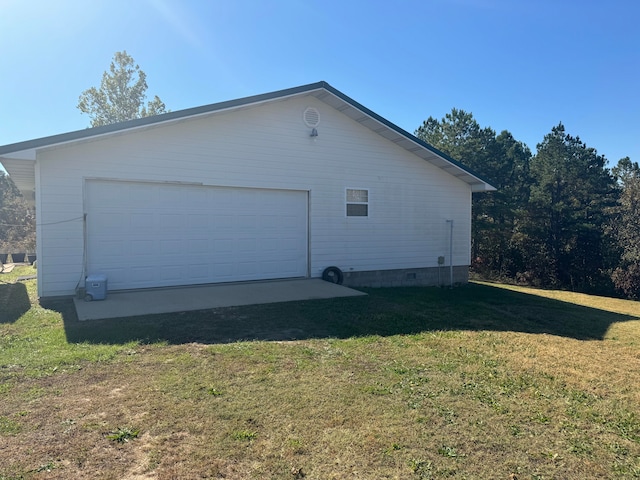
[0,82,494,298]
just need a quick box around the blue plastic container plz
[85,274,108,301]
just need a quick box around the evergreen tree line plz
[416,110,640,299]
[0,172,35,254]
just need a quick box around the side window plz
[346,188,369,217]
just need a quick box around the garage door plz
[85,180,308,290]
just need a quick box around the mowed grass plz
[1,267,640,479]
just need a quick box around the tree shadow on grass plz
[45,283,638,346]
[0,282,30,324]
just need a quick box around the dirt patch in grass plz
[2,335,640,478]
[2,278,640,478]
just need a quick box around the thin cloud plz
[145,0,203,49]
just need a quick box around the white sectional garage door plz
[85,180,308,290]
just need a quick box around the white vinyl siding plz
[35,95,471,297]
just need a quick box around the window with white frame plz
[346,188,369,217]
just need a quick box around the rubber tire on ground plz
[84,294,93,302]
[322,266,344,285]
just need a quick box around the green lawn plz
[1,266,639,479]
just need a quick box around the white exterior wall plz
[35,95,471,297]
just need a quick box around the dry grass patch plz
[1,273,640,478]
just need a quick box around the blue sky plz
[1,0,638,167]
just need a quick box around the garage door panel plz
[128,187,155,206]
[95,239,126,257]
[131,213,155,230]
[238,263,267,277]
[277,237,303,251]
[189,239,208,254]
[262,260,288,274]
[131,266,155,283]
[99,266,128,285]
[214,239,234,253]
[160,239,182,255]
[159,213,184,229]
[86,181,308,290]
[156,186,183,207]
[237,238,257,253]
[188,214,209,230]
[92,212,126,230]
[209,189,232,206]
[131,240,155,256]
[235,215,257,231]
[160,265,183,281]
[213,216,235,230]
[213,263,235,277]
[262,238,280,252]
[188,263,209,278]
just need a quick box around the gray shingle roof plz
[0,81,496,196]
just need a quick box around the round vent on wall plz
[303,107,320,128]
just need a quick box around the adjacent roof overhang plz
[0,158,36,204]
[0,81,496,201]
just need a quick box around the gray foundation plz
[341,266,469,288]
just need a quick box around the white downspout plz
[446,219,453,287]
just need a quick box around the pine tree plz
[415,110,531,277]
[522,124,617,290]
[611,157,640,297]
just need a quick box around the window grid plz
[346,188,369,217]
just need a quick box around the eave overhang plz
[0,81,496,202]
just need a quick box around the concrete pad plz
[73,278,366,321]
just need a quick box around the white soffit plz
[0,158,36,205]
